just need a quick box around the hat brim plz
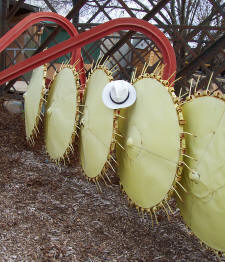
[102,81,136,109]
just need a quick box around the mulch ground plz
[0,105,223,262]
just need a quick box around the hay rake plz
[0,12,224,256]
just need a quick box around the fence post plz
[0,0,8,96]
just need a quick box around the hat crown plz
[102,79,136,109]
[110,81,129,103]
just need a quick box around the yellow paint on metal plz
[178,95,225,253]
[80,67,116,179]
[45,67,79,161]
[117,76,183,210]
[24,65,46,143]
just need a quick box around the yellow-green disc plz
[117,77,182,210]
[178,95,225,252]
[24,65,46,142]
[45,67,79,161]
[80,68,115,179]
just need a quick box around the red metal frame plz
[0,12,85,85]
[0,14,176,86]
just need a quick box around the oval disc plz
[177,94,225,252]
[24,65,46,143]
[45,66,80,162]
[80,66,117,181]
[117,76,184,212]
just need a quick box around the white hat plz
[102,80,136,109]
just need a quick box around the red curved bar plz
[0,12,85,85]
[0,12,80,65]
[0,17,176,85]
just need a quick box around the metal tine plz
[107,160,116,173]
[153,208,159,225]
[194,75,201,94]
[95,179,102,193]
[110,155,118,166]
[176,181,188,193]
[141,62,148,76]
[168,77,182,88]
[161,201,170,221]
[167,71,176,82]
[165,199,174,215]
[157,63,166,77]
[189,78,193,97]
[178,87,183,100]
[182,131,197,137]
[182,153,197,161]
[206,72,214,93]
[149,209,154,227]
[180,91,189,99]
[131,67,137,83]
[172,186,183,202]
[153,61,161,74]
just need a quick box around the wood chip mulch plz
[0,106,223,262]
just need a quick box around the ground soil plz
[0,106,223,262]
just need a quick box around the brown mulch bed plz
[0,106,223,262]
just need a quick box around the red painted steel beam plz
[0,17,176,85]
[0,12,85,86]
[0,12,80,64]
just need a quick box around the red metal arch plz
[0,12,81,65]
[0,16,176,86]
[0,12,85,85]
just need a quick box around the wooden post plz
[0,0,8,95]
[72,0,79,25]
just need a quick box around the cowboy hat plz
[102,80,136,109]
